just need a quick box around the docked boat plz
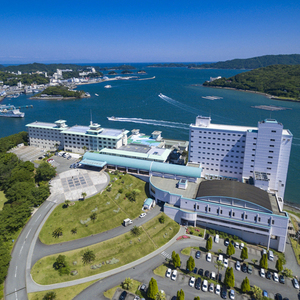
[104,85,112,89]
[107,116,118,121]
[0,105,25,118]
[95,93,99,96]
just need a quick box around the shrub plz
[159,215,165,224]
[43,291,56,300]
[106,187,111,192]
[118,188,123,193]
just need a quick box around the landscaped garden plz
[39,172,149,244]
[103,279,142,299]
[31,213,180,285]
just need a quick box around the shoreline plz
[203,85,300,102]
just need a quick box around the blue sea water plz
[0,65,299,204]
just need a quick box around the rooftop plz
[26,121,66,129]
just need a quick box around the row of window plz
[191,130,244,137]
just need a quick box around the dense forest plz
[147,54,300,70]
[0,71,49,86]
[203,65,300,100]
[0,132,56,288]
[35,86,85,98]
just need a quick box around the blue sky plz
[1,0,299,63]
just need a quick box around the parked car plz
[229,289,235,300]
[247,264,253,274]
[275,294,283,300]
[215,284,221,295]
[240,242,244,249]
[133,296,140,300]
[202,280,208,292]
[209,283,214,293]
[218,273,222,282]
[292,277,299,289]
[207,252,212,262]
[279,274,285,284]
[273,272,279,282]
[193,267,197,274]
[210,272,216,280]
[221,286,228,299]
[198,268,204,276]
[234,242,239,249]
[166,268,171,278]
[235,261,241,271]
[139,213,146,218]
[224,238,229,246]
[263,290,268,297]
[218,254,223,262]
[266,270,272,280]
[140,284,146,292]
[215,234,219,243]
[204,270,210,278]
[195,250,201,259]
[189,276,195,287]
[119,291,127,300]
[260,268,265,278]
[171,270,177,281]
[223,258,228,268]
[268,250,274,261]
[261,249,267,256]
[195,277,202,290]
[241,263,247,273]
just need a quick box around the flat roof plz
[62,126,128,138]
[196,180,272,211]
[26,121,65,129]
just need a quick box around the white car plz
[139,213,147,218]
[210,271,216,280]
[207,253,212,262]
[166,268,171,278]
[189,276,195,287]
[171,270,177,281]
[273,272,279,282]
[209,283,214,293]
[229,289,235,300]
[234,242,239,248]
[202,280,208,292]
[224,258,228,268]
[235,261,241,271]
[240,242,244,249]
[260,268,265,278]
[218,254,223,262]
[215,284,221,295]
[215,234,219,243]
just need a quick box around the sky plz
[1,0,300,63]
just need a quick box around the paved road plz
[74,238,300,300]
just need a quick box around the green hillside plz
[203,64,300,100]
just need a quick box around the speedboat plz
[104,85,112,88]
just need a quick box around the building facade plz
[188,116,292,208]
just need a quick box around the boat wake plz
[108,117,189,130]
[158,93,198,115]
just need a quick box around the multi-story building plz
[188,116,292,209]
[26,120,129,154]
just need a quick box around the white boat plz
[104,85,112,89]
[95,93,99,96]
[107,116,118,121]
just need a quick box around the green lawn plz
[28,280,98,300]
[0,191,7,210]
[32,213,180,285]
[153,264,168,277]
[103,279,141,299]
[39,173,150,244]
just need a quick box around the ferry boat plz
[104,85,112,89]
[0,105,25,118]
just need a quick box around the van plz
[268,250,274,261]
[215,234,219,243]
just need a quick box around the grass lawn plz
[32,213,179,285]
[153,264,168,277]
[181,247,191,256]
[103,279,141,299]
[27,280,98,300]
[39,173,149,244]
[0,191,7,210]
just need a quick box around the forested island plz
[31,86,88,99]
[203,65,300,100]
[147,54,300,70]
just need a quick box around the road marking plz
[34,214,41,223]
[15,266,17,277]
[25,229,31,239]
[15,289,18,300]
[161,251,171,259]
[19,245,24,255]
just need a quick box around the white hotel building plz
[188,116,293,209]
[26,120,128,154]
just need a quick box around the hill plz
[190,54,300,69]
[203,64,300,100]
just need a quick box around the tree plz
[64,200,71,208]
[172,251,176,262]
[122,277,133,290]
[159,215,165,224]
[82,146,87,153]
[226,243,235,258]
[224,267,235,288]
[54,255,67,270]
[215,260,224,279]
[176,289,184,300]
[240,247,248,261]
[52,227,63,238]
[194,297,200,300]
[131,226,141,236]
[81,192,87,200]
[259,254,268,269]
[282,267,293,277]
[128,191,137,202]
[276,258,283,273]
[71,227,77,234]
[206,236,212,251]
[90,212,97,222]
[82,250,95,265]
[156,290,166,300]
[43,291,56,300]
[251,258,258,266]
[173,253,181,269]
[186,256,195,273]
[147,277,159,299]
[241,276,250,293]
[35,162,56,182]
[251,286,262,300]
